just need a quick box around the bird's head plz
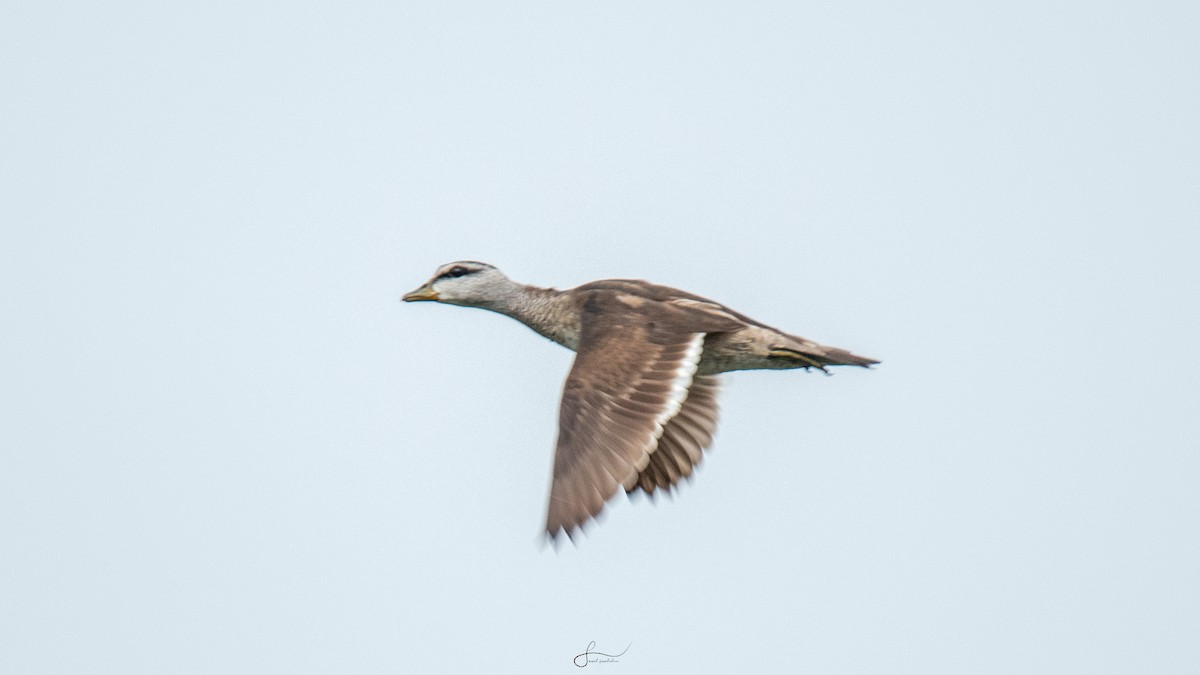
[402,261,511,307]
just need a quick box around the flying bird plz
[403,261,877,541]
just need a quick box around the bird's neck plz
[482,283,580,350]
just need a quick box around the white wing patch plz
[650,332,705,444]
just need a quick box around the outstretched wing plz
[545,292,733,539]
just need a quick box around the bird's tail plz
[768,337,879,371]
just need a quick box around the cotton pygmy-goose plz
[403,261,878,541]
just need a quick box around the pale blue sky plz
[2,1,1198,672]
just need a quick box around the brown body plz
[480,278,877,375]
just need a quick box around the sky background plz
[2,1,1198,672]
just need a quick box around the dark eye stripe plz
[437,266,474,280]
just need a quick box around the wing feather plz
[629,375,722,497]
